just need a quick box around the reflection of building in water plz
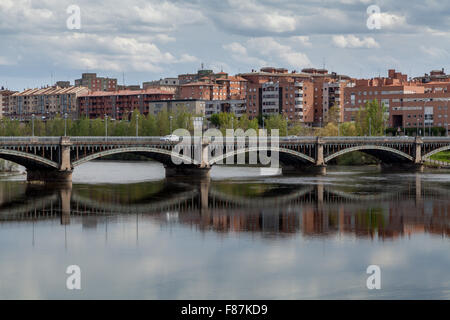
[1,181,450,240]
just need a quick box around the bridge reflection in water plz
[1,175,449,241]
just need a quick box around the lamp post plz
[105,114,108,139]
[169,115,173,133]
[417,117,419,136]
[286,117,289,136]
[32,114,35,137]
[447,100,449,136]
[64,113,68,136]
[136,113,139,137]
[369,117,372,136]
[423,99,426,136]
[262,117,265,131]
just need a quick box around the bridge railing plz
[0,136,61,143]
[422,137,450,142]
[70,136,165,143]
[321,136,416,143]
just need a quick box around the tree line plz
[0,100,445,137]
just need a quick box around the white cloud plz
[420,46,449,58]
[0,56,15,66]
[376,12,407,29]
[290,36,312,47]
[247,38,311,68]
[132,2,206,27]
[35,33,196,72]
[223,42,267,66]
[332,35,380,48]
[223,42,248,56]
[214,0,298,34]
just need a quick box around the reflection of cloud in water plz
[73,161,165,184]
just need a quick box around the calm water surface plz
[1,161,450,299]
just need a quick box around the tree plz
[355,99,387,136]
[327,104,341,125]
[340,122,357,136]
[265,114,287,136]
[142,113,158,136]
[316,123,338,136]
[210,114,220,127]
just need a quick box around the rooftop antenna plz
[201,62,204,70]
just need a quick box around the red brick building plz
[240,67,350,124]
[78,89,174,119]
[343,69,450,132]
[75,73,118,92]
[178,73,247,101]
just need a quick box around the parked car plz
[160,134,180,142]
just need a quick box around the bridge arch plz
[423,145,450,160]
[0,148,59,170]
[72,146,198,167]
[324,145,414,163]
[208,146,315,166]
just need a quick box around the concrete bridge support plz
[165,141,211,178]
[27,137,73,183]
[164,165,211,178]
[314,138,327,175]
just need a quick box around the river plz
[0,161,449,299]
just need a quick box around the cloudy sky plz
[0,0,449,91]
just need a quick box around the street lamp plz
[136,113,139,137]
[105,114,108,139]
[262,117,265,130]
[423,99,428,137]
[32,114,35,137]
[286,117,289,136]
[169,115,173,133]
[369,117,372,136]
[447,99,449,136]
[64,113,68,136]
[416,117,419,136]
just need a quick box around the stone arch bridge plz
[0,136,449,182]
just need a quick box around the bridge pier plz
[27,169,73,183]
[379,163,424,173]
[164,165,211,178]
[282,164,326,175]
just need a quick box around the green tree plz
[327,104,341,125]
[355,99,387,136]
[265,114,288,136]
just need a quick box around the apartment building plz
[147,99,206,116]
[143,78,180,98]
[343,69,450,132]
[75,73,118,92]
[0,89,17,119]
[6,86,88,120]
[205,100,246,118]
[240,68,316,123]
[414,68,450,84]
[78,88,174,119]
[178,73,248,102]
